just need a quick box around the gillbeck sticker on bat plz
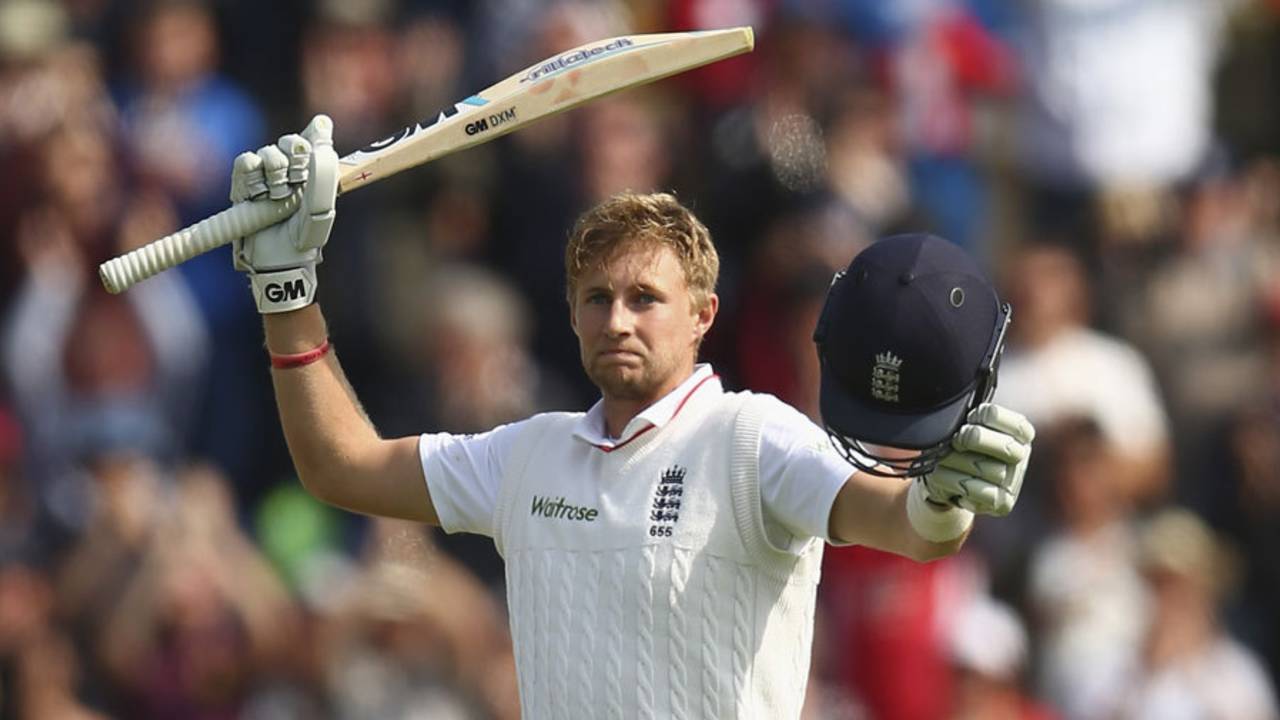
[519,37,642,83]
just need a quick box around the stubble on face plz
[574,244,699,407]
[586,359,657,402]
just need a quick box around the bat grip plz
[98,193,302,294]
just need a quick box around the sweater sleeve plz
[419,419,530,536]
[753,394,855,550]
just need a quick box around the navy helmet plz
[813,234,1011,478]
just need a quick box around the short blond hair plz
[565,191,719,310]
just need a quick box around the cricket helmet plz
[813,233,1011,478]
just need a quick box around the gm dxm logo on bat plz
[465,108,518,136]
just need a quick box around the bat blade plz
[98,26,754,294]
[335,27,754,193]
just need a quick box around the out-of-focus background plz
[1,0,1278,718]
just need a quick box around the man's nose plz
[605,300,634,336]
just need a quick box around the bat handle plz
[97,192,302,294]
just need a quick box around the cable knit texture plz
[495,391,824,719]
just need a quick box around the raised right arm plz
[228,116,439,524]
[264,304,439,524]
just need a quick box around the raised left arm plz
[828,471,968,562]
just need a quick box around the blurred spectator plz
[824,88,912,239]
[1026,417,1150,720]
[1215,1,1280,163]
[0,561,103,719]
[580,94,673,203]
[1014,0,1234,248]
[397,13,468,124]
[1211,330,1280,690]
[0,563,51,650]
[112,0,276,504]
[418,266,570,432]
[0,3,114,148]
[380,263,573,590]
[1112,507,1279,719]
[820,545,967,720]
[481,0,630,83]
[0,1,116,303]
[115,0,263,219]
[702,16,872,229]
[0,0,67,76]
[2,120,208,541]
[831,0,1018,258]
[0,405,36,566]
[995,242,1171,506]
[378,262,572,435]
[97,464,294,719]
[12,627,107,720]
[55,450,168,652]
[889,0,1017,258]
[1112,159,1280,495]
[300,0,399,152]
[323,519,518,720]
[666,0,767,110]
[732,197,868,415]
[947,594,1057,720]
[700,22,889,390]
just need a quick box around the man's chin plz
[587,365,654,402]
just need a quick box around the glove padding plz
[231,114,338,314]
[920,403,1035,516]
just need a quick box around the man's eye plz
[637,293,657,304]
[586,293,610,304]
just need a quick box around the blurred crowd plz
[1,0,1278,718]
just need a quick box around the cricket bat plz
[98,26,755,294]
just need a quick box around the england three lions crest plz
[871,351,902,403]
[648,466,685,536]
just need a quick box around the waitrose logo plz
[531,495,599,522]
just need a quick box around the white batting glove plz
[921,403,1036,517]
[231,115,338,314]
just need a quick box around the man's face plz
[570,243,716,405]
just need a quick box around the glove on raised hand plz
[922,403,1035,516]
[231,114,338,314]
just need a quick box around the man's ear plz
[694,293,719,341]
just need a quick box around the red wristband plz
[270,339,331,369]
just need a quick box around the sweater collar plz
[573,364,721,452]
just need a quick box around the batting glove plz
[231,114,338,314]
[920,403,1035,517]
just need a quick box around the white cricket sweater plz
[492,387,824,720]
